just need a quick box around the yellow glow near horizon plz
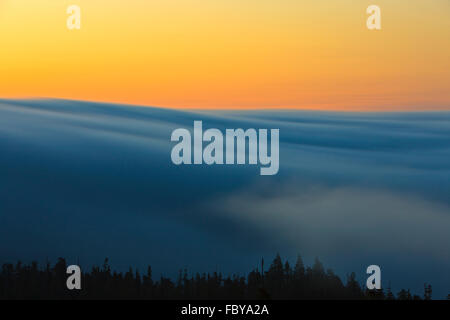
[0,0,449,110]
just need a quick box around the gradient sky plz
[0,0,449,110]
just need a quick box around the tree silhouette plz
[0,255,434,300]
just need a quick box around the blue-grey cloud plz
[0,99,449,297]
[209,185,450,296]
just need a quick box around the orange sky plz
[0,0,449,110]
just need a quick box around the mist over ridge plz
[0,99,449,297]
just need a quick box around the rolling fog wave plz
[0,99,449,297]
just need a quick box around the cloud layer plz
[0,99,449,296]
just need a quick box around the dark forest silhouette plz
[0,254,440,300]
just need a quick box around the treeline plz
[0,254,437,300]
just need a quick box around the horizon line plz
[1,96,449,113]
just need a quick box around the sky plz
[0,0,449,110]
